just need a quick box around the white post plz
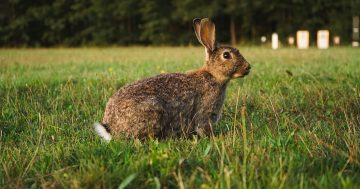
[317,30,329,49]
[297,31,309,49]
[272,33,278,49]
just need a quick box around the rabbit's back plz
[103,73,200,138]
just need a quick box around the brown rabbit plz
[94,18,251,141]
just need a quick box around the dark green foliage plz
[0,0,358,46]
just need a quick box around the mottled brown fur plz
[101,18,251,139]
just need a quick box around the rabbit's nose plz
[246,64,251,71]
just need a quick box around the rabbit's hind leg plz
[123,97,166,139]
[102,96,166,139]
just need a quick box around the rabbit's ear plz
[193,18,204,46]
[193,18,216,51]
[199,18,216,52]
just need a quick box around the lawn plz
[0,47,359,189]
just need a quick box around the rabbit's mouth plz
[231,62,251,78]
[232,70,249,78]
[232,66,250,78]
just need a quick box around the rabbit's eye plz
[223,52,231,59]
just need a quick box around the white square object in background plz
[272,33,278,49]
[297,31,309,49]
[317,30,329,49]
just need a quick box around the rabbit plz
[94,18,251,141]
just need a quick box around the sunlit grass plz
[0,47,359,188]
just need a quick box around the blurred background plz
[0,0,359,47]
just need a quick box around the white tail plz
[94,123,112,142]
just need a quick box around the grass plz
[0,47,359,189]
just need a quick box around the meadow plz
[0,47,359,189]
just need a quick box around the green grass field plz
[0,47,359,189]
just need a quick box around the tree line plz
[0,0,359,47]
